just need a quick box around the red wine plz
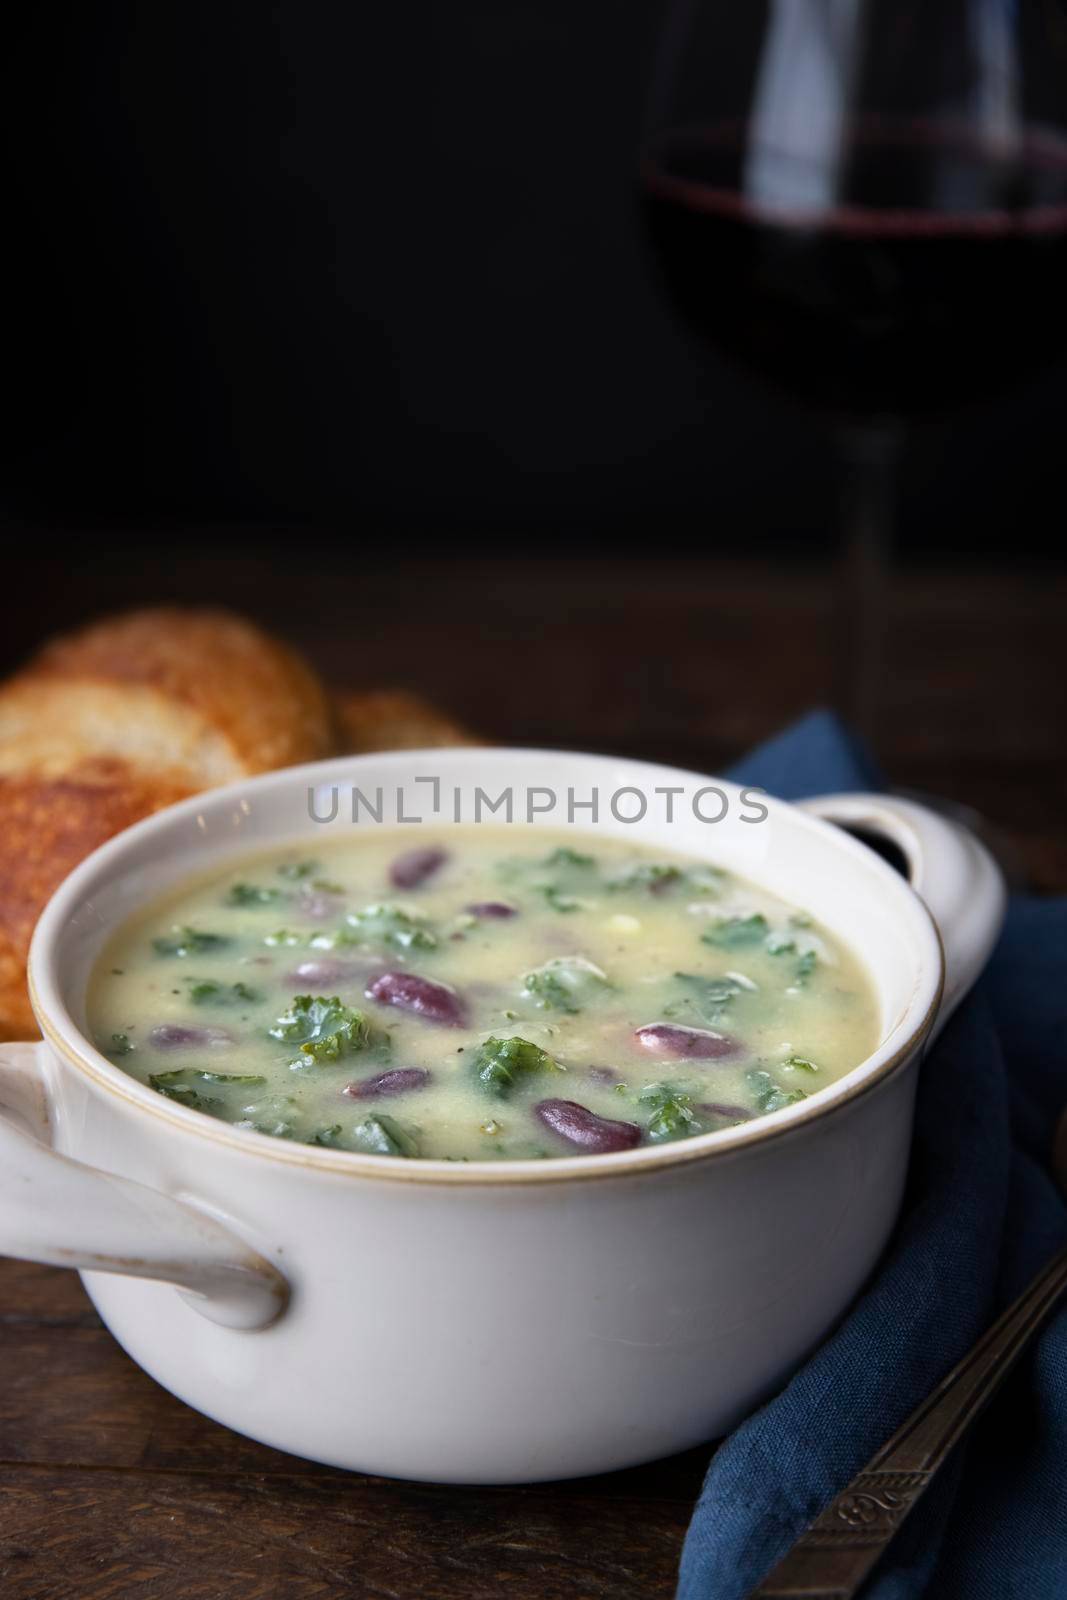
[641,122,1067,416]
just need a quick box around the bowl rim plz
[28,746,944,1187]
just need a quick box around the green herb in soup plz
[226,883,287,908]
[639,1082,705,1142]
[269,995,379,1066]
[88,828,878,1161]
[701,913,770,949]
[522,955,611,1014]
[352,1113,418,1157]
[277,860,320,880]
[153,927,231,958]
[187,980,261,1006]
[746,1068,809,1114]
[328,903,438,953]
[470,1035,563,1096]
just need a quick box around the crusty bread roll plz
[0,767,196,1039]
[0,609,475,1040]
[0,608,336,1039]
[334,688,478,753]
[26,607,334,775]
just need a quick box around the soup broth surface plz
[88,829,879,1161]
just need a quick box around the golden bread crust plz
[334,688,477,752]
[0,611,474,1039]
[0,607,337,1037]
[27,608,334,774]
[0,679,245,787]
[0,767,195,1040]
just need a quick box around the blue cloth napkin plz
[678,710,1067,1600]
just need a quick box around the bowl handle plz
[0,1039,288,1330]
[798,792,1007,1035]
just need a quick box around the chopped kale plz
[277,860,320,880]
[337,902,438,953]
[639,1082,704,1142]
[309,1124,344,1147]
[498,845,601,912]
[226,882,286,907]
[269,994,375,1065]
[666,972,744,1024]
[352,1114,417,1157]
[148,1081,224,1113]
[188,979,261,1006]
[263,928,303,947]
[470,1035,563,1097]
[522,956,610,1015]
[784,1055,819,1073]
[148,1067,264,1112]
[607,859,724,896]
[153,927,231,958]
[765,931,818,984]
[606,862,682,894]
[543,847,595,870]
[673,972,744,1002]
[684,863,728,895]
[747,1068,808,1114]
[542,885,583,913]
[701,914,769,949]
[794,950,818,984]
[108,1032,134,1058]
[237,1093,301,1139]
[254,1120,298,1139]
[150,1068,267,1087]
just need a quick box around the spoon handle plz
[750,1242,1067,1599]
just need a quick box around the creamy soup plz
[88,830,879,1161]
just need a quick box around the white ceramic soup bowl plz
[0,749,1004,1484]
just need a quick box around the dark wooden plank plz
[0,1267,706,1599]
[0,1262,100,1327]
[0,1300,340,1475]
[0,1459,694,1600]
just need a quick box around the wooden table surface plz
[2,557,1064,1599]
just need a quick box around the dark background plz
[0,1,1063,861]
[2,2,1064,580]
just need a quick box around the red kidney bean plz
[366,970,466,1025]
[696,1102,755,1123]
[343,1068,432,1099]
[535,1099,642,1153]
[149,1024,233,1049]
[466,901,518,919]
[389,847,448,889]
[634,1022,741,1060]
[587,1065,621,1085]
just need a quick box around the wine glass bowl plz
[639,1,1067,735]
[640,2,1067,419]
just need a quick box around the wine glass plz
[640,0,1067,735]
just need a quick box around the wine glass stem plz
[835,423,899,743]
